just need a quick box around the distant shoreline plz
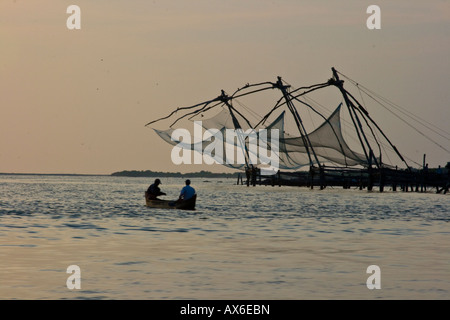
[111,170,239,178]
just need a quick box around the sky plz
[1,0,449,174]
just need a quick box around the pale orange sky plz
[1,0,449,174]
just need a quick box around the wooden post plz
[368,151,373,191]
[420,154,426,192]
[251,165,256,187]
[392,166,397,191]
[246,167,250,187]
[320,165,325,190]
[379,167,384,192]
[278,170,281,187]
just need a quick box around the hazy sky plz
[1,0,449,174]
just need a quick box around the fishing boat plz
[145,192,197,210]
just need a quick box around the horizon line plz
[0,170,240,176]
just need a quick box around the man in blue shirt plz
[179,179,196,201]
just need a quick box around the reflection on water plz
[0,175,449,299]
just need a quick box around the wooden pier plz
[237,166,450,194]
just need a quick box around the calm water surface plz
[0,174,449,299]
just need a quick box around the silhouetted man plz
[146,178,166,200]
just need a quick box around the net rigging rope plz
[337,71,450,153]
[291,80,419,168]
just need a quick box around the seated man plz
[146,178,166,200]
[179,179,196,201]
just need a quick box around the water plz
[0,174,449,300]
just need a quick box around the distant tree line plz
[111,170,239,178]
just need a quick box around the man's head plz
[185,179,191,185]
[155,179,161,185]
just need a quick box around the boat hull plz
[145,193,196,210]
